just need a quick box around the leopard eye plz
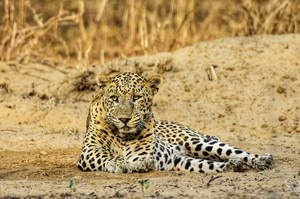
[133,96,141,102]
[111,96,118,102]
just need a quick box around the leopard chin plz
[118,126,137,136]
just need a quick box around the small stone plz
[278,116,287,121]
[184,85,192,92]
[148,62,155,67]
[230,128,235,132]
[291,77,298,81]
[40,151,48,155]
[39,94,49,100]
[225,66,235,71]
[277,86,285,93]
[282,74,290,79]
[227,191,234,196]
[28,90,36,96]
[261,124,268,128]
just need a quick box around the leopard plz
[77,72,275,173]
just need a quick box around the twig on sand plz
[0,129,18,132]
[22,72,50,82]
[210,65,218,80]
[205,68,213,81]
[205,65,219,81]
[32,59,68,74]
[207,175,222,187]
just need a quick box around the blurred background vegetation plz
[0,0,299,66]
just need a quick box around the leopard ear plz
[147,75,163,95]
[96,75,111,88]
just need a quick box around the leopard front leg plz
[126,156,156,172]
[121,137,157,173]
[77,145,132,173]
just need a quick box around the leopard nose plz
[119,118,130,124]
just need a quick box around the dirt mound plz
[0,34,300,198]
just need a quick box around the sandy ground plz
[0,34,300,198]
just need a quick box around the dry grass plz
[39,122,80,135]
[0,0,83,64]
[0,0,299,66]
[227,0,300,36]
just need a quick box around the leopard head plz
[97,72,162,137]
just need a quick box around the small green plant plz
[298,171,300,176]
[70,179,77,192]
[138,179,150,194]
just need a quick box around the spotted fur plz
[77,72,275,173]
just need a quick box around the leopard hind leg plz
[186,140,275,170]
[173,155,244,173]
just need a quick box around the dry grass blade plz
[85,0,108,50]
[258,0,289,34]
[169,10,193,52]
[83,45,93,73]
[232,0,300,36]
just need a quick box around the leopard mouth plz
[116,118,146,136]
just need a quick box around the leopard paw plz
[226,156,244,172]
[255,153,275,170]
[130,157,155,173]
[106,161,133,173]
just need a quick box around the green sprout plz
[138,179,150,193]
[70,179,77,192]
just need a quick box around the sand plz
[0,34,300,198]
